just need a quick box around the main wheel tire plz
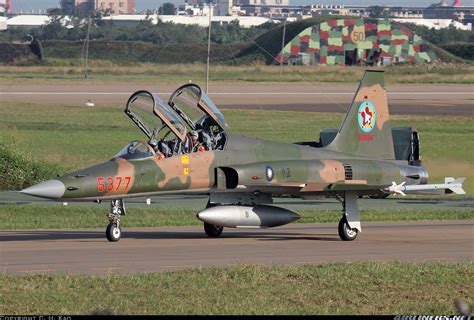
[338,217,358,241]
[204,222,223,237]
[106,223,121,242]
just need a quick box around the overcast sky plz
[12,0,474,12]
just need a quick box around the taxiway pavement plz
[1,220,472,275]
[1,83,473,116]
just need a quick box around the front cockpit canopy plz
[125,90,187,142]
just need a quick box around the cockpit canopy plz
[123,84,228,158]
[125,90,187,142]
[168,83,228,132]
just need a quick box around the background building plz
[276,18,438,66]
[216,0,232,16]
[0,0,6,15]
[424,0,473,21]
[0,0,7,30]
[101,14,272,27]
[60,0,135,15]
[76,0,94,14]
[96,0,135,14]
[239,0,288,5]
[60,0,77,15]
[0,0,11,15]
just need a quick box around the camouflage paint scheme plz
[275,19,438,65]
[57,71,426,201]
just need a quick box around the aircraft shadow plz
[396,200,444,204]
[0,230,339,242]
[272,201,337,205]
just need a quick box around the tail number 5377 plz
[97,176,132,192]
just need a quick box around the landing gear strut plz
[337,191,361,241]
[106,199,126,242]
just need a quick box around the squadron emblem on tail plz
[358,101,376,133]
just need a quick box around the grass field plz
[0,205,471,230]
[1,262,472,314]
[1,102,472,195]
[1,61,473,84]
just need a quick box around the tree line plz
[0,13,276,46]
[408,24,474,45]
[0,13,471,50]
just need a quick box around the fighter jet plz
[21,71,465,242]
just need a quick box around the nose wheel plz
[106,222,121,242]
[106,199,126,242]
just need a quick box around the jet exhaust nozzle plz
[20,179,66,199]
[196,205,300,228]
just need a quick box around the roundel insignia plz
[358,100,376,133]
[266,166,274,182]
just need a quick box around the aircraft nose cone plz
[21,179,65,199]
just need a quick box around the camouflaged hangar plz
[275,18,438,66]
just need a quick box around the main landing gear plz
[337,191,361,241]
[204,222,223,237]
[338,217,358,241]
[106,199,126,242]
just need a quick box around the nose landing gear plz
[106,199,126,242]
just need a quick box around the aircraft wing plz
[327,180,388,191]
[230,180,388,196]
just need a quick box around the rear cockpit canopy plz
[168,83,228,133]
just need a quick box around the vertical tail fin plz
[325,70,395,160]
